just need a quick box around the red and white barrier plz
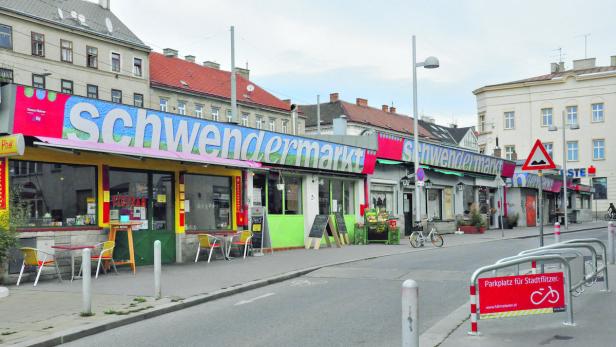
[469,285,478,335]
[554,222,561,244]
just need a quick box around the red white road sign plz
[522,140,556,171]
[478,273,565,319]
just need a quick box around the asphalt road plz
[64,228,607,347]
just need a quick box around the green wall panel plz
[268,215,305,248]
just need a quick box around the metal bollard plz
[554,222,561,244]
[82,248,92,315]
[609,222,615,265]
[402,279,418,347]
[154,240,161,299]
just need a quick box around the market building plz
[301,94,515,235]
[0,84,376,277]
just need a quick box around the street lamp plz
[548,110,579,230]
[412,35,439,228]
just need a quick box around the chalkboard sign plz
[334,212,347,235]
[250,206,270,251]
[309,214,331,238]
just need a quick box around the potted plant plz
[457,205,486,234]
[1,186,29,285]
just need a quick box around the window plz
[318,178,331,214]
[0,24,12,49]
[504,145,515,160]
[267,174,282,214]
[255,116,263,129]
[60,39,73,63]
[567,106,578,126]
[427,189,442,220]
[134,93,144,108]
[593,139,605,160]
[61,79,73,94]
[241,113,249,126]
[133,57,143,77]
[86,46,98,68]
[159,98,168,112]
[504,111,515,129]
[541,108,553,126]
[592,177,607,200]
[31,32,44,56]
[111,52,121,72]
[269,118,276,131]
[211,107,220,121]
[478,112,486,132]
[32,74,45,89]
[283,175,302,214]
[0,68,13,83]
[344,181,355,214]
[567,141,578,161]
[227,109,233,122]
[331,179,343,213]
[371,183,394,212]
[177,101,186,115]
[544,142,553,158]
[111,89,122,104]
[87,84,98,99]
[9,161,97,227]
[195,104,203,118]
[184,174,231,230]
[592,103,604,122]
[282,120,288,133]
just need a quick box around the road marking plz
[234,292,276,306]
[289,279,328,287]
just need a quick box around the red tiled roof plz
[338,101,436,139]
[149,52,291,111]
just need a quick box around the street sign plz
[522,140,556,171]
[416,167,425,182]
[478,273,565,319]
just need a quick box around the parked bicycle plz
[409,218,444,248]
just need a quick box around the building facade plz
[474,57,615,215]
[0,0,151,107]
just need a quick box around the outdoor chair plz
[79,241,119,279]
[195,234,224,263]
[228,231,253,259]
[16,247,62,286]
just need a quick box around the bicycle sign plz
[478,273,565,319]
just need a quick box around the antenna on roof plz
[582,33,591,58]
[57,8,64,20]
[246,62,249,70]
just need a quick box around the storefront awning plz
[33,137,262,169]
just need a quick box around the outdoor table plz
[51,245,95,281]
[108,221,142,274]
[211,231,238,260]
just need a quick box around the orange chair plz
[228,231,253,259]
[79,241,118,279]
[195,234,224,263]
[17,247,62,286]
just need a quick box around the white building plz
[474,57,616,214]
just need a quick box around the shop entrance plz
[109,169,175,265]
[526,194,537,227]
[403,192,413,236]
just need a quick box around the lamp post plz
[549,110,579,230]
[412,35,439,228]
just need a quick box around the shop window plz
[371,183,394,212]
[9,160,97,227]
[331,179,343,213]
[463,185,474,213]
[427,189,442,220]
[318,178,331,215]
[344,181,355,214]
[443,187,454,220]
[184,174,230,230]
[252,173,267,207]
[284,175,302,214]
[592,177,607,200]
[267,174,283,214]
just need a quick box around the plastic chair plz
[195,234,224,263]
[79,241,118,279]
[16,247,62,286]
[229,231,253,259]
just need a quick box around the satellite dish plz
[246,84,255,92]
[105,17,113,33]
[57,8,64,19]
[70,10,77,19]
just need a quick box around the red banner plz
[235,176,245,226]
[479,273,565,317]
[0,158,7,209]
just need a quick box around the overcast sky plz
[109,0,615,127]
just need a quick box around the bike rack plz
[469,255,574,335]
[559,239,609,292]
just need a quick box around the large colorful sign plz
[478,273,565,319]
[507,173,562,193]
[10,86,376,174]
[0,157,7,209]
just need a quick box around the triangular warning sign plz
[522,139,556,171]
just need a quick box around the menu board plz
[334,212,347,235]
[308,214,332,238]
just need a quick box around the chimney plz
[550,62,560,73]
[493,147,501,158]
[572,58,596,70]
[382,105,389,112]
[333,115,348,135]
[282,99,291,105]
[611,56,616,67]
[356,98,368,107]
[235,67,249,80]
[99,0,110,10]
[389,106,396,113]
[163,48,178,58]
[449,123,458,128]
[330,93,339,102]
[559,62,565,71]
[203,61,220,70]
[184,55,195,63]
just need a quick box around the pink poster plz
[12,86,70,139]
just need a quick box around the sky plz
[108,0,616,127]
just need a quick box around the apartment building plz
[149,49,300,134]
[0,0,150,106]
[474,57,616,213]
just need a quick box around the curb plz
[512,225,605,240]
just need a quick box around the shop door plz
[526,194,537,227]
[403,193,413,236]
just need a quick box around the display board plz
[250,206,271,254]
[305,214,341,249]
[334,212,350,245]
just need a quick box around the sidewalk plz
[0,221,608,346]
